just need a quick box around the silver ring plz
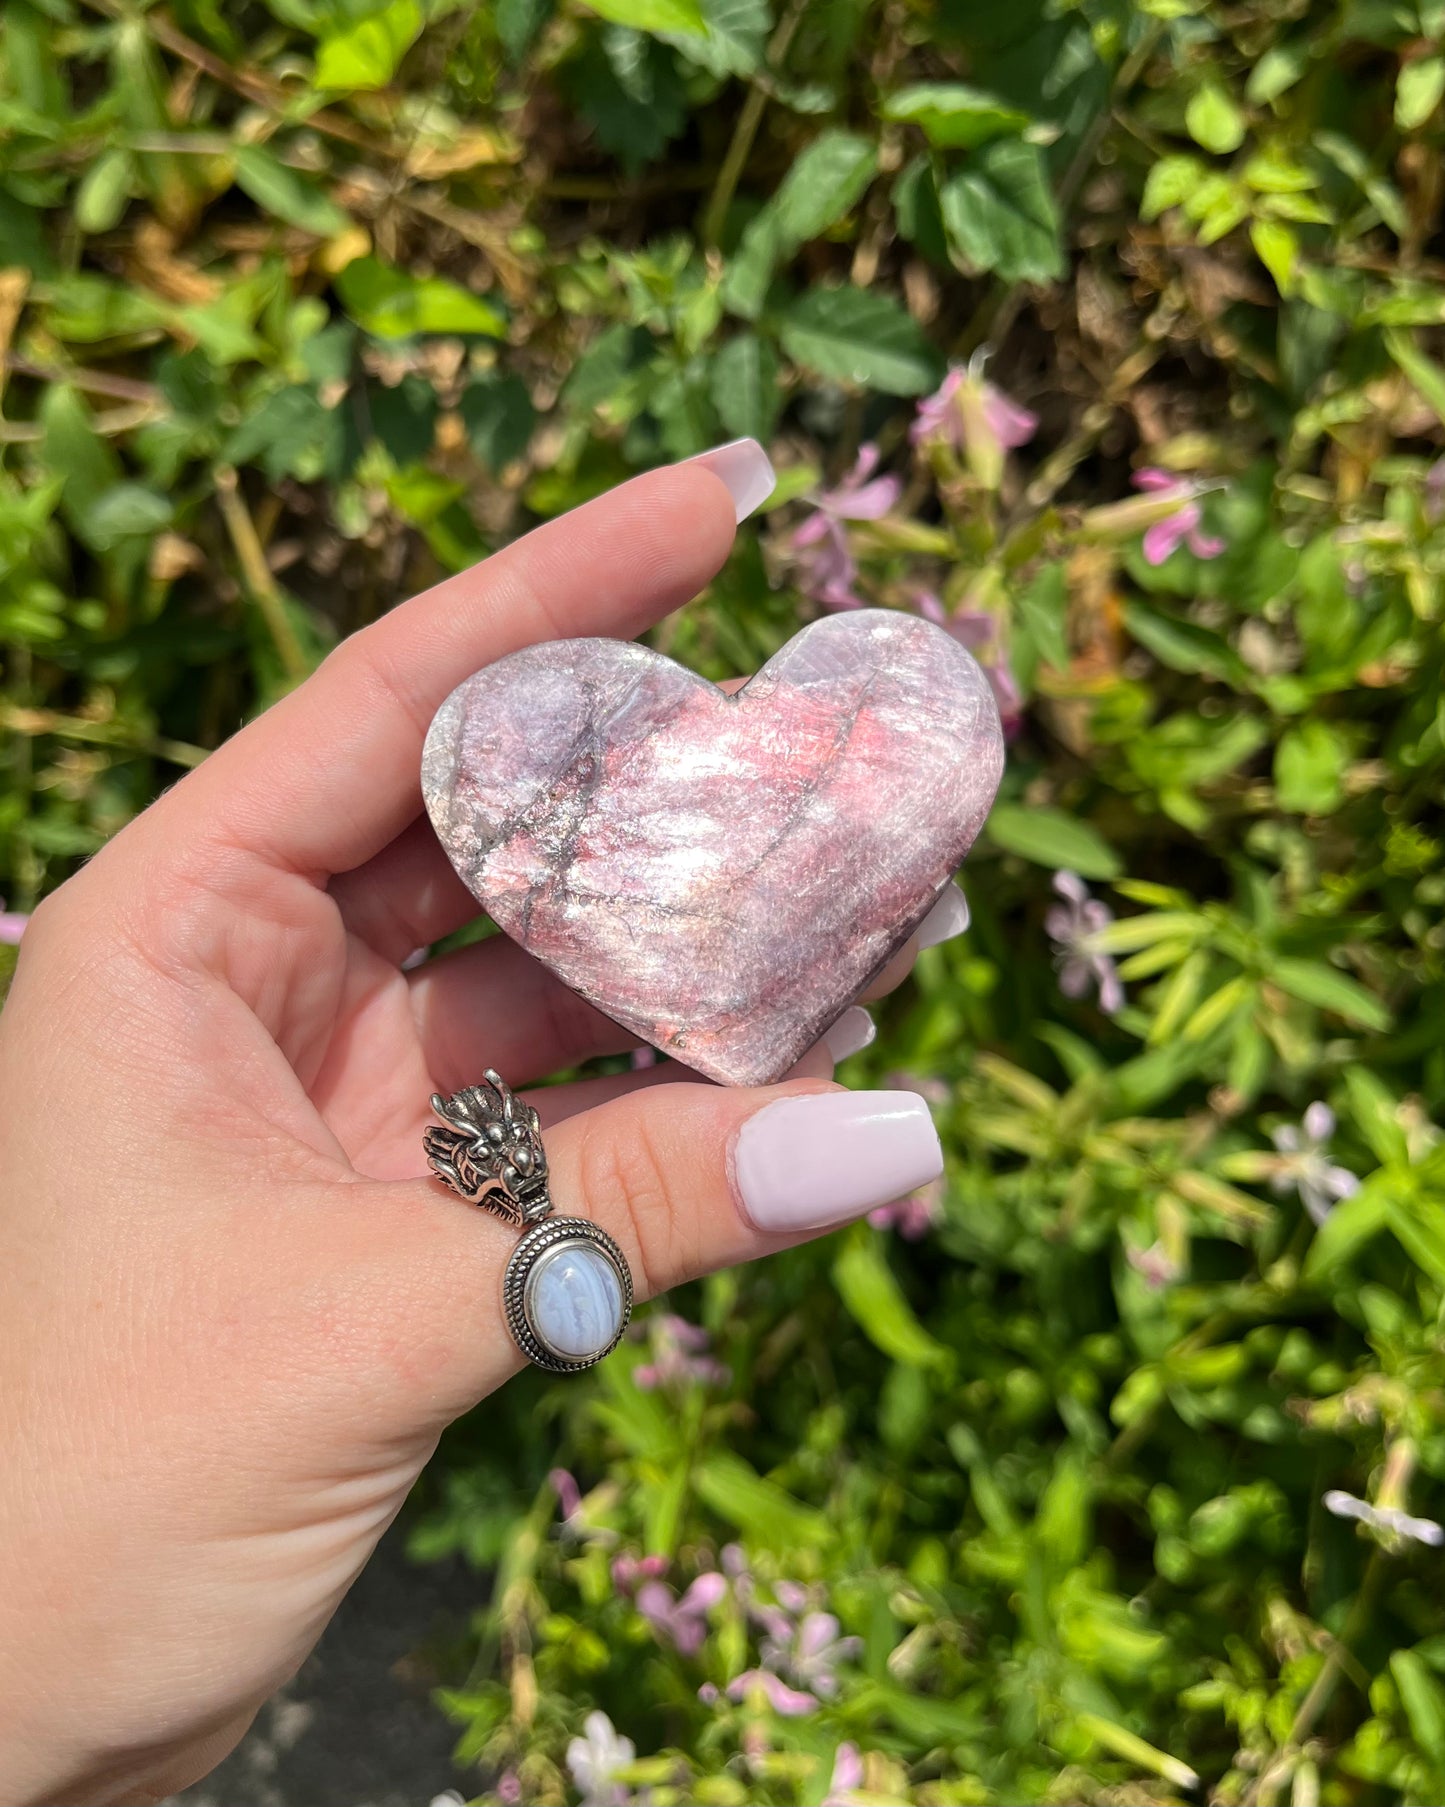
[423,1069,632,1373]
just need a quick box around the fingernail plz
[685,439,776,523]
[732,1091,943,1233]
[914,882,970,949]
[822,1005,876,1063]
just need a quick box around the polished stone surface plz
[524,1241,625,1361]
[422,609,1005,1086]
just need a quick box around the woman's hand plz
[0,449,953,1805]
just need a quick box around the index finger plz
[156,444,772,880]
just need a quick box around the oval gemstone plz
[524,1240,624,1362]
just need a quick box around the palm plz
[294,919,441,1179]
[181,862,606,1189]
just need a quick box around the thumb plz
[334,1076,944,1433]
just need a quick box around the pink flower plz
[824,1743,864,1806]
[0,900,27,945]
[1426,457,1445,522]
[725,1668,820,1715]
[869,1175,944,1239]
[549,1467,582,1522]
[1132,468,1226,565]
[912,364,1037,452]
[1127,1240,1181,1291]
[611,1552,669,1595]
[886,1069,951,1108]
[1045,870,1124,1015]
[634,1313,730,1392]
[759,1609,861,1701]
[915,593,1024,738]
[792,444,902,611]
[635,1570,727,1656]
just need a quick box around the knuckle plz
[18,885,72,951]
[574,1104,693,1299]
[329,631,434,742]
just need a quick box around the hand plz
[0,449,955,1805]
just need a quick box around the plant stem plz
[1240,1552,1386,1807]
[0,703,207,769]
[214,465,309,684]
[700,0,808,249]
[1288,1551,1385,1749]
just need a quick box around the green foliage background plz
[5,0,1445,1800]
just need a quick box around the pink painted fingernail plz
[914,882,970,949]
[732,1091,943,1233]
[684,439,776,523]
[822,1006,876,1063]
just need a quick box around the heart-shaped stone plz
[422,609,1004,1086]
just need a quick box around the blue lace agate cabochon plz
[524,1240,626,1361]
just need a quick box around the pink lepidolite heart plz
[422,609,1005,1086]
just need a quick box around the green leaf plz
[1186,84,1247,155]
[1274,720,1348,814]
[985,804,1122,880]
[460,373,536,471]
[939,140,1064,284]
[1388,1190,1445,1287]
[778,285,940,396]
[336,256,507,339]
[74,149,133,235]
[1270,957,1391,1032]
[1075,1715,1199,1795]
[1088,911,1206,955]
[1303,1178,1390,1280]
[1384,327,1445,428]
[1343,1067,1409,1167]
[1251,218,1298,295]
[1396,56,1445,131]
[315,0,422,90]
[1141,154,1207,221]
[1181,975,1254,1042]
[581,0,706,35]
[1124,601,1246,685]
[1392,1650,1445,1761]
[833,1226,952,1370]
[722,130,876,318]
[223,384,345,482]
[232,145,348,236]
[497,0,553,60]
[772,129,877,245]
[1246,44,1308,105]
[40,385,122,545]
[893,155,948,266]
[694,1453,832,1549]
[44,273,168,343]
[709,333,780,442]
[78,482,173,551]
[559,29,689,174]
[880,82,1030,150]
[671,0,768,76]
[642,1456,690,1557]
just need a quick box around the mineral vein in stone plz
[422,609,1005,1086]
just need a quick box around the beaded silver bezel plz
[503,1216,633,1374]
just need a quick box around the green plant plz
[4,0,1445,1800]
